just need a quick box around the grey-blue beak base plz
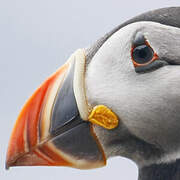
[48,57,105,168]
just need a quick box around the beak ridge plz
[6,49,106,169]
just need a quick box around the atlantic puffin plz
[6,7,180,180]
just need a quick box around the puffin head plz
[6,7,180,177]
[86,20,180,166]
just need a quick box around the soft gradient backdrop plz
[1,1,180,179]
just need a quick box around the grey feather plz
[85,7,180,180]
[85,7,180,63]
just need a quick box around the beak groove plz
[6,49,106,169]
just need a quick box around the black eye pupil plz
[132,45,154,64]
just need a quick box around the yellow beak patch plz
[88,105,119,130]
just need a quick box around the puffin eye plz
[132,44,154,65]
[131,32,159,71]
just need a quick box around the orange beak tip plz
[6,51,106,170]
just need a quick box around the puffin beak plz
[6,49,106,170]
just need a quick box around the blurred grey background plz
[1,0,180,179]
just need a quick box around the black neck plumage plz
[138,159,180,180]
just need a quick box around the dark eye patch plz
[135,60,167,73]
[133,32,146,47]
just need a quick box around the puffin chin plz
[6,49,106,170]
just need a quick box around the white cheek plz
[86,24,136,107]
[86,21,180,164]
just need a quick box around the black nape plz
[138,159,180,180]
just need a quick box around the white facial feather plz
[86,22,180,165]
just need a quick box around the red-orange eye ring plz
[131,41,158,67]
